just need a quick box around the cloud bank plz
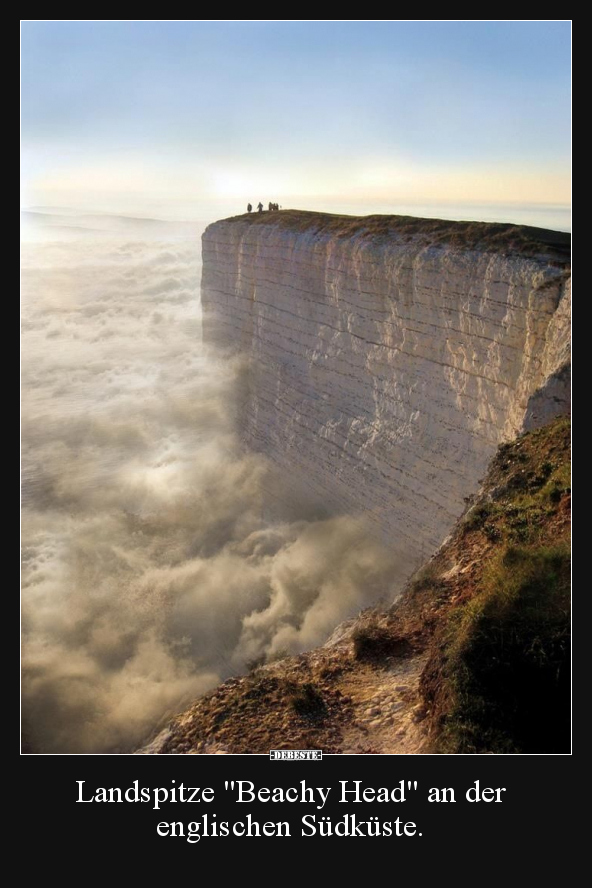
[21,220,399,753]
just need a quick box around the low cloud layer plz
[22,221,399,753]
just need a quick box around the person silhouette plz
[257,202,264,212]
[247,203,252,213]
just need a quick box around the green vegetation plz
[436,543,570,753]
[461,418,571,547]
[218,210,571,264]
[424,416,571,753]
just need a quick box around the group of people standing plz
[247,202,281,213]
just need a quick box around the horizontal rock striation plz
[201,212,570,589]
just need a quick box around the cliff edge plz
[137,212,570,754]
[201,211,570,590]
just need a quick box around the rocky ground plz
[138,416,571,755]
[137,625,428,755]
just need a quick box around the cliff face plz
[201,212,570,589]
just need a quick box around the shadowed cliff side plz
[201,211,571,594]
[138,416,570,755]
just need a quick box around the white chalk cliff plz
[201,213,570,590]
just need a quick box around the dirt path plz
[335,655,427,754]
[136,638,429,755]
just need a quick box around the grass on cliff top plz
[421,416,571,754]
[218,209,571,264]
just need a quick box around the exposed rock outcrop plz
[201,211,570,588]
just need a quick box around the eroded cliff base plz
[140,416,570,755]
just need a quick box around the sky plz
[21,20,571,215]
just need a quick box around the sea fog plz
[21,199,570,754]
[21,210,401,754]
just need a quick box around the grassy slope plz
[417,416,571,753]
[150,417,570,755]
